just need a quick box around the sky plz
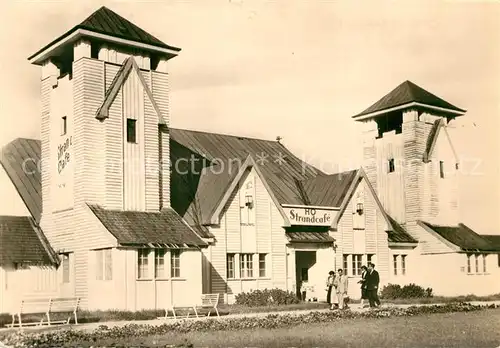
[0,0,499,233]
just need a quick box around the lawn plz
[45,307,500,348]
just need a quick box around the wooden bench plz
[164,293,220,320]
[194,293,220,318]
[7,297,80,328]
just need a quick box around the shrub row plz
[234,288,300,307]
[380,283,433,299]
[1,302,495,348]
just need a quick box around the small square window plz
[61,116,67,136]
[388,158,395,173]
[127,119,137,143]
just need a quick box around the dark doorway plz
[295,251,317,300]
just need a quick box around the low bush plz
[234,288,300,307]
[380,283,433,299]
[0,302,495,348]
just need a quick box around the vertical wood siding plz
[226,187,241,252]
[39,77,52,235]
[270,203,286,289]
[152,71,170,208]
[141,71,160,211]
[104,63,123,210]
[123,68,146,210]
[255,173,272,253]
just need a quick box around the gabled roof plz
[0,138,42,223]
[418,221,500,252]
[0,215,58,266]
[300,170,358,207]
[169,128,322,226]
[96,56,166,124]
[352,80,466,119]
[28,6,180,63]
[88,205,207,248]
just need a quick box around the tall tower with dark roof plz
[353,80,466,239]
[27,6,180,303]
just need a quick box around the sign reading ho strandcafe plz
[282,205,338,227]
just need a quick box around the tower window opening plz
[440,161,445,178]
[61,116,67,136]
[388,158,395,173]
[127,119,137,143]
[376,111,403,138]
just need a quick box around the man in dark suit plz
[365,262,381,308]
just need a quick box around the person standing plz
[333,268,348,310]
[357,265,368,308]
[326,271,335,306]
[365,262,381,308]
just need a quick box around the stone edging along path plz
[0,301,499,348]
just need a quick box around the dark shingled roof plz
[301,170,358,207]
[0,215,58,266]
[420,221,500,252]
[169,128,323,226]
[482,235,500,249]
[387,215,418,243]
[353,80,466,118]
[88,205,207,248]
[0,138,42,223]
[28,6,180,61]
[286,231,334,243]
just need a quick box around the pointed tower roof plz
[28,6,181,65]
[352,80,466,119]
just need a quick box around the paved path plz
[1,300,499,335]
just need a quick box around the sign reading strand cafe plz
[282,205,338,227]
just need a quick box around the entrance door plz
[295,251,316,300]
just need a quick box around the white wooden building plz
[1,6,499,313]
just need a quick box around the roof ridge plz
[170,127,279,143]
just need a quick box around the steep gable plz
[169,128,322,226]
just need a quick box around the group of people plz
[326,262,381,310]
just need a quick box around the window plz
[138,249,149,279]
[227,254,235,279]
[475,254,479,273]
[61,253,70,283]
[388,158,395,173]
[96,249,112,281]
[259,254,267,277]
[467,254,472,273]
[393,255,398,276]
[352,254,363,276]
[155,249,166,279]
[343,254,348,275]
[61,116,67,136]
[439,161,445,178]
[240,254,253,278]
[127,118,137,143]
[171,250,181,278]
[401,255,406,275]
[482,254,487,273]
